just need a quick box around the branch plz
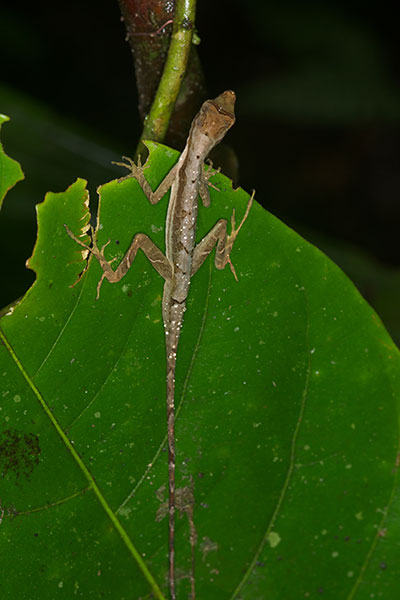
[138,0,196,151]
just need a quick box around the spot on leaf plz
[0,428,41,482]
[267,531,282,548]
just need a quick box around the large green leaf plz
[1,136,399,599]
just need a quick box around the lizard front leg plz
[113,155,179,205]
[191,191,254,280]
[65,225,172,298]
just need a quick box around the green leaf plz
[1,141,399,599]
[0,114,24,209]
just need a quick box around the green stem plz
[137,0,196,155]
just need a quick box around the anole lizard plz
[65,90,253,600]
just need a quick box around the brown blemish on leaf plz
[0,498,18,523]
[155,484,168,522]
[200,536,218,562]
[394,452,400,470]
[0,428,41,482]
[156,483,166,502]
[155,483,195,524]
[378,528,387,538]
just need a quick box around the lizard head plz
[191,90,236,152]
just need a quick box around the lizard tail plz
[166,358,176,600]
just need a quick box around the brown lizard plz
[65,90,253,599]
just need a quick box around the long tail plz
[166,355,176,599]
[164,293,187,599]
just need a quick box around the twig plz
[136,0,197,157]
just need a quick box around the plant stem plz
[136,0,197,157]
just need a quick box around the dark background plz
[1,1,400,339]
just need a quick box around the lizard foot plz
[112,155,149,182]
[225,191,255,280]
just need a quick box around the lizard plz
[65,90,253,600]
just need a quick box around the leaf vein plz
[229,285,312,599]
